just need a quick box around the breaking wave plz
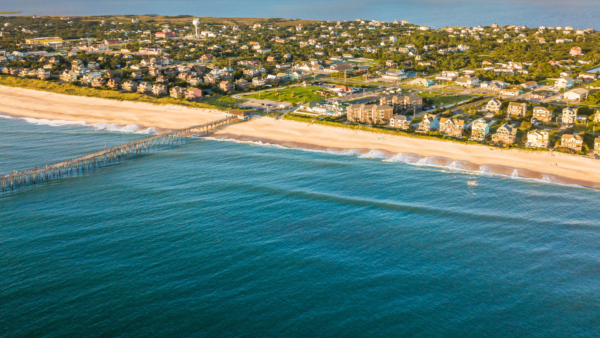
[203,136,595,190]
[10,116,158,134]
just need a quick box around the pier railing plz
[1,116,239,193]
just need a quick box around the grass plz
[245,86,332,104]
[0,76,238,110]
[417,93,471,106]
[0,11,21,14]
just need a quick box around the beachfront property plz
[389,115,411,130]
[595,138,600,157]
[469,119,492,141]
[532,106,552,123]
[122,80,138,92]
[170,86,186,99]
[347,104,394,125]
[526,129,549,149]
[507,102,528,118]
[379,94,423,114]
[491,123,517,145]
[439,117,465,138]
[560,133,584,152]
[416,114,439,133]
[562,107,578,126]
[137,81,152,94]
[151,83,167,96]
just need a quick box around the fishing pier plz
[1,116,240,193]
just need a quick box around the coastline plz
[1,85,600,188]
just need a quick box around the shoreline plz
[1,85,600,188]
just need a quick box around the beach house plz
[469,119,492,142]
[560,134,584,152]
[532,106,552,123]
[485,98,502,113]
[492,123,517,145]
[380,94,423,114]
[389,115,411,130]
[562,107,578,126]
[416,114,439,133]
[507,102,528,118]
[526,130,549,149]
[439,117,465,138]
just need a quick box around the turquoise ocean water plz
[1,116,600,337]
[4,0,600,29]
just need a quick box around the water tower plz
[192,18,200,38]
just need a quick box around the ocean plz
[3,0,600,30]
[1,116,600,337]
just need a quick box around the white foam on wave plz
[358,150,388,159]
[0,114,14,119]
[11,116,158,134]
[199,137,593,190]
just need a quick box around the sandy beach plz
[211,118,600,188]
[0,86,227,130]
[1,85,599,187]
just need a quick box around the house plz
[185,88,203,101]
[385,60,398,67]
[594,138,600,157]
[561,107,578,126]
[122,80,138,92]
[235,78,250,91]
[409,78,434,87]
[152,84,167,96]
[60,70,78,82]
[382,69,407,81]
[170,86,186,99]
[435,70,459,81]
[469,119,492,141]
[526,130,549,149]
[389,115,411,130]
[439,117,465,138]
[199,54,214,63]
[379,94,423,114]
[532,107,552,123]
[563,88,589,101]
[521,81,538,89]
[500,88,522,96]
[530,91,550,99]
[347,104,394,124]
[91,78,106,88]
[219,81,234,92]
[569,46,583,57]
[137,81,152,94]
[555,77,574,90]
[485,98,502,113]
[560,134,584,152]
[579,73,597,81]
[491,123,517,145]
[593,110,600,123]
[507,102,528,118]
[416,114,439,133]
[155,31,176,39]
[455,75,480,88]
[252,77,266,86]
[107,78,121,89]
[327,63,354,73]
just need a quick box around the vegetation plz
[0,76,236,110]
[245,86,332,104]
